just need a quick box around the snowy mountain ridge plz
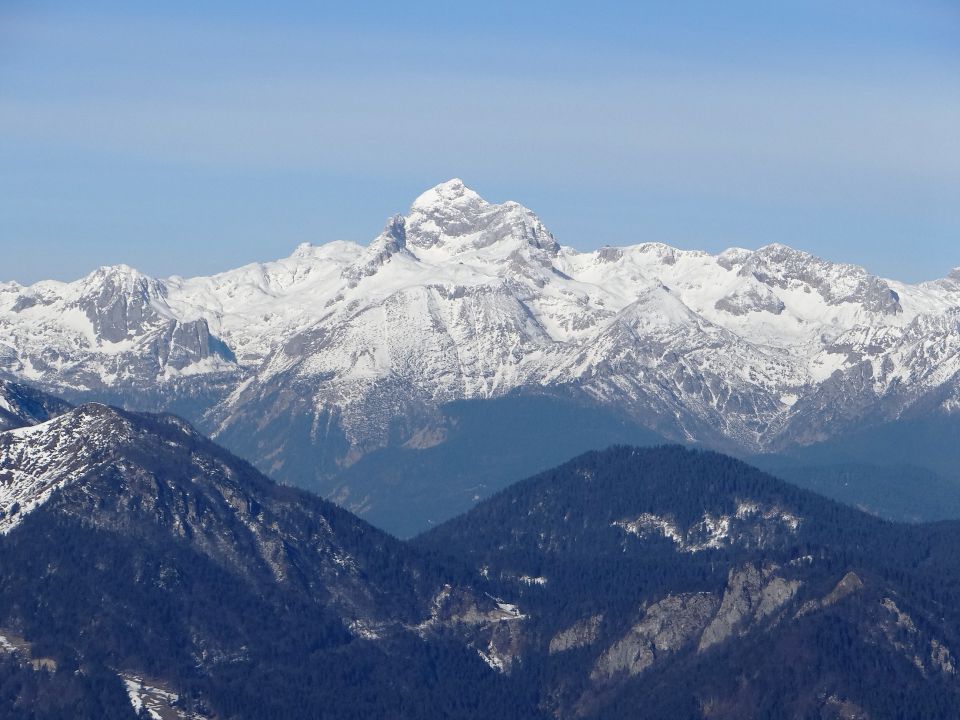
[2,179,959,471]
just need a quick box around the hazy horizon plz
[3,176,960,288]
[2,1,958,284]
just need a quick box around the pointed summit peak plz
[410,178,485,214]
[290,242,315,258]
[342,215,410,284]
[84,263,151,282]
[80,264,147,289]
[400,179,559,256]
[72,266,171,342]
[77,264,164,304]
[370,214,408,257]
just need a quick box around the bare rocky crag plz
[546,558,959,718]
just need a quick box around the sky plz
[1,0,958,284]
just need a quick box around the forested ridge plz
[3,421,960,718]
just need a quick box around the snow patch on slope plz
[0,405,131,534]
[613,501,801,552]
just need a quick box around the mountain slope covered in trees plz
[0,404,542,719]
[417,446,960,718]
[1,400,959,718]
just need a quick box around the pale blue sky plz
[2,1,958,284]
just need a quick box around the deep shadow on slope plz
[328,394,666,538]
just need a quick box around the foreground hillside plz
[418,446,960,718]
[1,402,958,718]
[0,404,540,719]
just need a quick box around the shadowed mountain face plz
[3,181,960,533]
[0,379,71,432]
[416,446,960,719]
[325,393,666,537]
[748,412,960,524]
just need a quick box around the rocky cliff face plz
[0,265,238,422]
[591,592,719,681]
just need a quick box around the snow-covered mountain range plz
[2,179,959,486]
